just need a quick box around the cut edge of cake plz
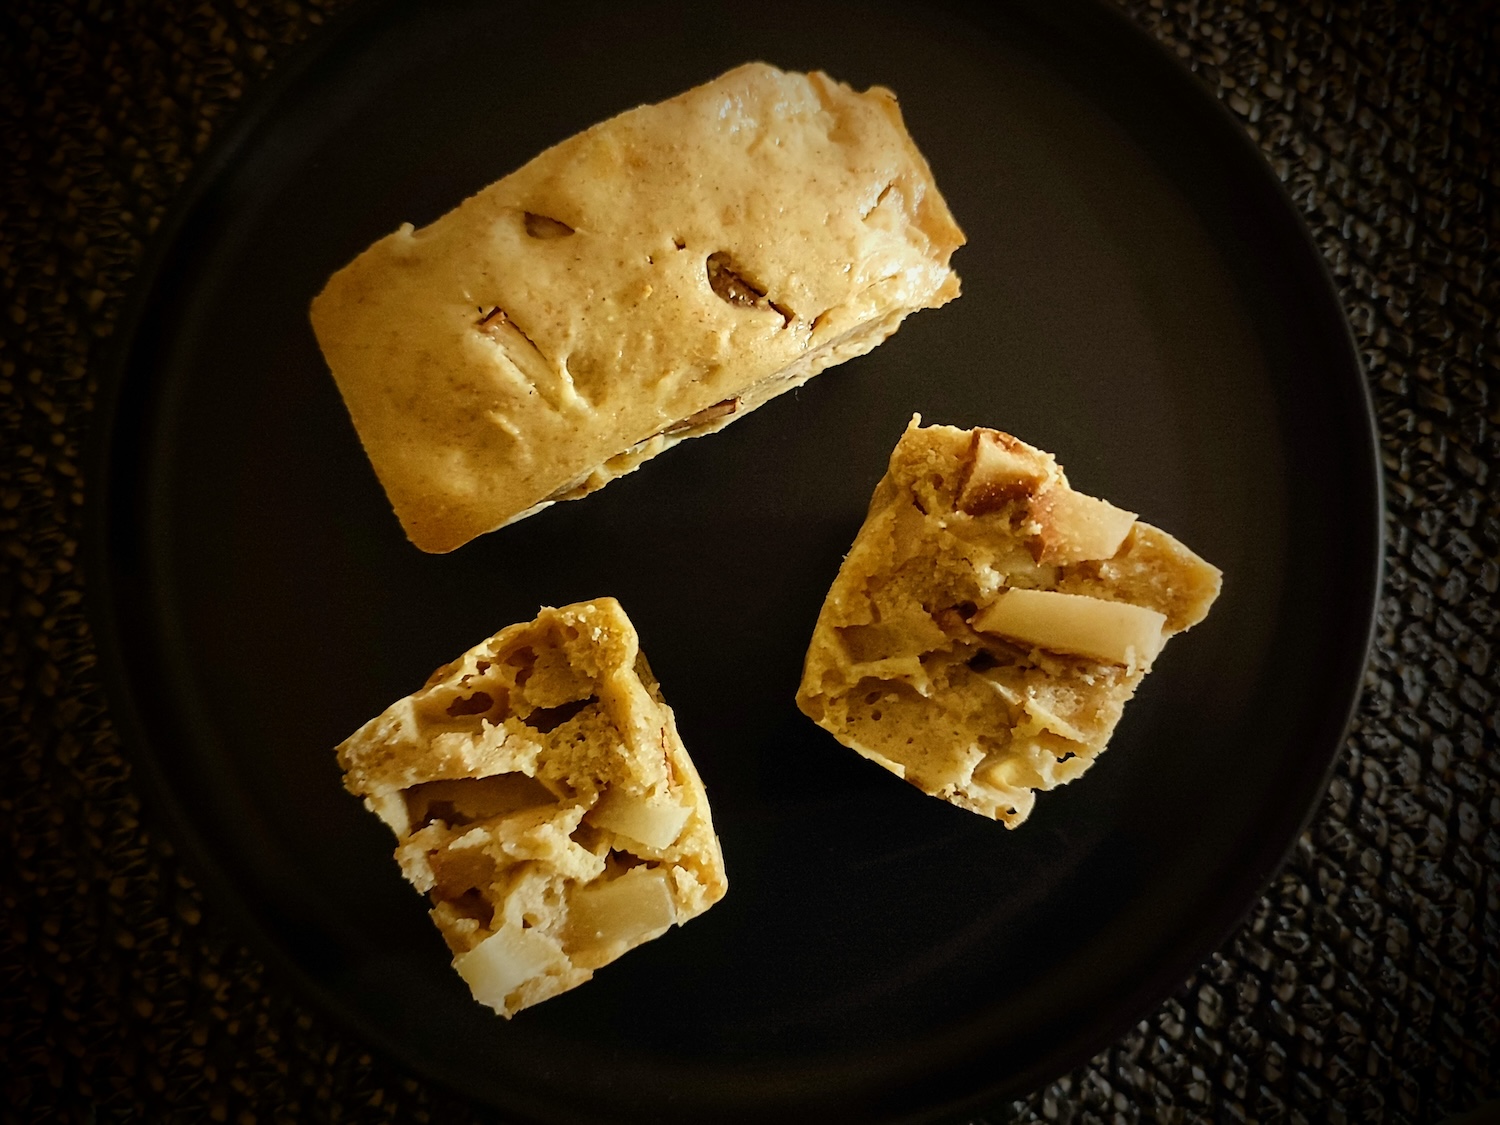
[337,598,727,1016]
[796,415,1222,827]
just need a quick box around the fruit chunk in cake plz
[796,418,1222,827]
[336,598,727,1016]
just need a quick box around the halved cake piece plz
[336,598,727,1017]
[311,62,964,552]
[796,418,1222,827]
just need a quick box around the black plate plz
[90,0,1381,1121]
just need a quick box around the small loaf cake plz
[311,62,964,552]
[336,598,727,1017]
[797,418,1222,827]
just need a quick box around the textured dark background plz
[1,1,1497,1121]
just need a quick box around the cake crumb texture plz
[796,418,1222,827]
[337,598,727,1017]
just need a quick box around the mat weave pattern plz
[1,1,1496,1121]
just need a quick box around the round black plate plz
[91,0,1381,1121]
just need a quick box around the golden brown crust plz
[311,63,964,552]
[796,417,1222,827]
[337,598,727,1016]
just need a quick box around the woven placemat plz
[2,1,1496,1121]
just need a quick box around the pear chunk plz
[587,789,692,852]
[973,588,1167,669]
[454,924,575,1013]
[956,429,1057,514]
[565,867,678,968]
[1029,489,1137,564]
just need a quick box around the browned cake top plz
[311,63,964,551]
[337,599,727,1016]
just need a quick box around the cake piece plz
[336,598,727,1017]
[796,418,1222,827]
[311,62,964,552]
